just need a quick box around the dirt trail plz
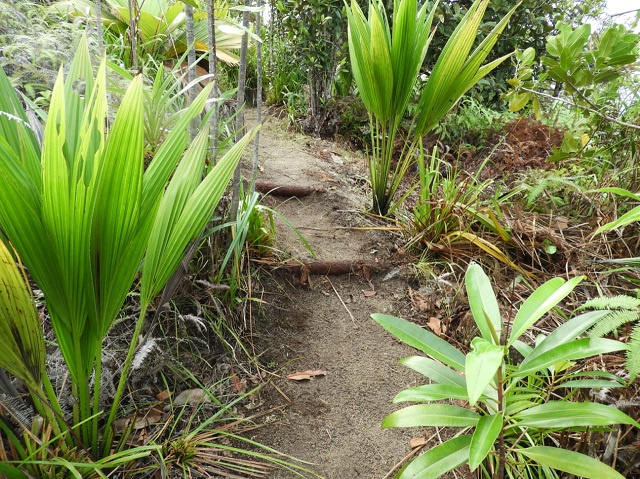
[247,112,424,479]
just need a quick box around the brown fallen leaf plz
[362,290,376,297]
[230,373,247,394]
[113,405,166,432]
[409,436,428,449]
[174,388,212,406]
[286,370,327,381]
[362,264,373,281]
[428,316,446,337]
[156,389,170,401]
[409,287,435,314]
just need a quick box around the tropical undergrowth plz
[0,32,314,478]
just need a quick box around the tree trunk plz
[207,0,220,164]
[95,0,104,55]
[229,2,251,221]
[128,0,138,70]
[185,4,197,141]
[251,0,263,181]
[268,0,275,77]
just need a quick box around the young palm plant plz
[346,0,519,215]
[0,35,257,468]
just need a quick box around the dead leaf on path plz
[174,388,212,406]
[428,316,446,336]
[286,370,327,381]
[552,215,569,231]
[362,264,373,281]
[113,405,166,432]
[409,287,434,314]
[230,373,247,394]
[409,436,428,449]
[362,290,376,297]
[156,389,170,401]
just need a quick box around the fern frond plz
[579,294,640,311]
[589,310,639,338]
[526,180,547,207]
[626,325,640,382]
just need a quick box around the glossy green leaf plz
[517,337,625,376]
[511,340,533,358]
[416,0,519,135]
[469,413,502,471]
[373,314,466,370]
[515,401,640,428]
[509,91,530,111]
[140,126,211,305]
[556,379,624,389]
[505,400,538,416]
[465,262,501,343]
[394,384,469,403]
[524,310,609,363]
[520,447,625,479]
[465,337,504,406]
[382,404,479,428]
[508,275,583,346]
[397,435,472,479]
[398,356,466,386]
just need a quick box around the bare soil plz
[245,112,429,479]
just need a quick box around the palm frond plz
[0,240,45,392]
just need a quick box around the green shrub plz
[374,262,633,478]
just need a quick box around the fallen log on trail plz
[254,181,325,197]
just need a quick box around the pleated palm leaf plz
[0,241,46,400]
[346,0,519,215]
[52,0,242,63]
[0,36,256,456]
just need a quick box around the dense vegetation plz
[1,0,640,477]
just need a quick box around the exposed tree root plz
[276,259,384,283]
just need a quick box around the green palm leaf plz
[0,240,45,391]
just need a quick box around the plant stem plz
[101,303,149,456]
[128,0,138,71]
[34,380,63,440]
[497,364,505,479]
[185,4,197,141]
[92,351,101,458]
[207,0,219,164]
